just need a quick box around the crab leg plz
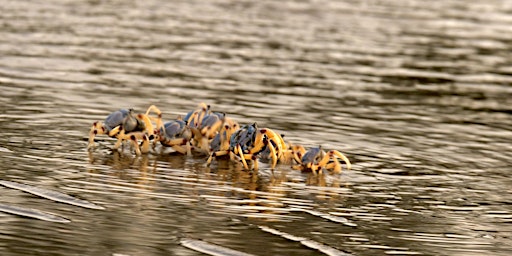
[200,118,223,139]
[113,127,126,150]
[145,105,163,131]
[262,129,286,156]
[188,102,209,127]
[267,142,278,169]
[139,134,151,154]
[114,131,150,155]
[315,150,351,174]
[88,122,103,148]
[108,125,122,137]
[137,114,154,135]
[291,145,305,164]
[207,150,229,166]
[325,158,342,174]
[330,150,351,170]
[219,129,230,151]
[309,163,320,175]
[252,155,259,171]
[171,145,188,155]
[197,103,209,126]
[236,144,250,170]
[128,132,150,155]
[250,132,267,154]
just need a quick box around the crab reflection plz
[87,152,347,219]
[87,150,158,189]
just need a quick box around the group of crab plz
[88,103,351,174]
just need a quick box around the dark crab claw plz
[121,109,140,132]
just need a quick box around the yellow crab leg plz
[292,145,305,164]
[118,132,148,155]
[201,119,223,138]
[206,153,215,166]
[190,127,202,141]
[198,137,210,155]
[185,112,195,125]
[137,114,154,135]
[309,163,319,175]
[145,105,161,116]
[171,145,188,154]
[88,122,105,148]
[292,164,303,171]
[108,125,121,137]
[88,129,96,149]
[220,131,230,151]
[330,150,351,170]
[236,144,249,170]
[194,102,209,127]
[263,129,286,154]
[145,105,163,131]
[162,138,187,147]
[207,150,228,166]
[325,158,342,174]
[250,131,267,154]
[252,156,259,171]
[113,128,126,150]
[139,134,151,154]
[267,142,278,169]
[185,141,192,155]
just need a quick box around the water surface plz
[1,0,511,255]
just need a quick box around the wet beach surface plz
[1,0,512,255]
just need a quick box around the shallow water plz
[1,0,512,255]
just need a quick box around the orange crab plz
[291,146,351,174]
[88,105,162,155]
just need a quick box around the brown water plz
[1,0,512,255]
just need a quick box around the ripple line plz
[290,208,357,227]
[258,226,352,256]
[0,203,70,223]
[180,238,256,256]
[0,180,105,210]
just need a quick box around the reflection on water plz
[1,0,512,255]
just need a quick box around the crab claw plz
[330,150,351,170]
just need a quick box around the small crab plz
[209,118,239,153]
[183,102,210,128]
[292,146,351,174]
[88,105,163,155]
[190,112,226,154]
[207,123,286,170]
[154,118,193,155]
[183,102,239,155]
[252,127,288,169]
[207,123,259,170]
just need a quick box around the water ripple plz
[0,180,104,210]
[0,203,70,223]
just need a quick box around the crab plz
[88,105,163,155]
[183,102,210,128]
[209,118,239,153]
[190,112,226,154]
[154,118,193,155]
[291,146,351,174]
[182,102,239,155]
[206,123,286,171]
[260,139,302,165]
